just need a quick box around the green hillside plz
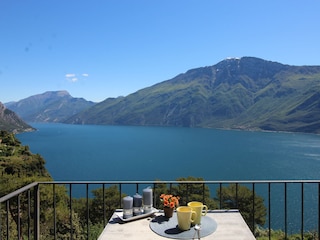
[0,131,52,197]
[66,57,320,133]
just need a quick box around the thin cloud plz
[65,73,76,78]
[65,73,88,83]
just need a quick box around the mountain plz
[0,102,35,133]
[5,91,96,123]
[65,57,320,133]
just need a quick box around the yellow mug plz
[176,206,197,231]
[187,201,208,225]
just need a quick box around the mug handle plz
[202,205,208,216]
[190,211,197,223]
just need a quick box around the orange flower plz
[160,194,180,209]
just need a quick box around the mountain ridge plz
[65,57,320,133]
[5,90,96,123]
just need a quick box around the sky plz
[1,0,320,103]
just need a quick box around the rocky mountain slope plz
[5,90,96,123]
[65,57,320,133]
[0,102,34,133]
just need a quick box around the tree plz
[217,184,266,230]
[153,181,172,209]
[73,185,124,226]
[172,176,217,209]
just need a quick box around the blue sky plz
[1,1,319,103]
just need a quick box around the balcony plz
[1,180,320,240]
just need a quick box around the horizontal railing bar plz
[0,182,39,203]
[3,180,320,203]
[38,180,320,185]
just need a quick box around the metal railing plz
[1,180,320,240]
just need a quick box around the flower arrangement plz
[160,194,180,209]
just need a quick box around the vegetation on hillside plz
[0,131,83,239]
[0,130,51,196]
[66,57,320,133]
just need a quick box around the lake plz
[17,123,320,181]
[17,123,320,232]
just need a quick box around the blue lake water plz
[17,123,320,232]
[17,123,320,181]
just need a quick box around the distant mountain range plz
[2,57,320,133]
[65,57,320,133]
[5,91,96,123]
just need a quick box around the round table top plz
[149,213,217,239]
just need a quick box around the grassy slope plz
[66,58,320,133]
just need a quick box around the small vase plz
[164,207,174,218]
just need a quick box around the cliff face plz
[0,102,35,133]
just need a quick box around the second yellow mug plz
[176,206,197,231]
[187,201,208,225]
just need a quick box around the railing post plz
[202,183,205,204]
[27,190,31,239]
[6,201,9,240]
[103,184,106,227]
[284,182,287,240]
[235,183,239,209]
[219,183,222,209]
[17,194,21,240]
[186,183,189,204]
[69,184,73,240]
[153,183,157,207]
[252,183,255,234]
[119,184,122,208]
[301,183,304,240]
[318,183,320,240]
[53,184,57,240]
[0,201,2,240]
[34,183,40,240]
[268,183,271,240]
[86,183,89,240]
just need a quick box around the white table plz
[98,209,256,240]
